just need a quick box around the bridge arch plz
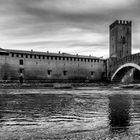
[111,63,140,82]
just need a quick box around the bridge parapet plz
[110,53,140,77]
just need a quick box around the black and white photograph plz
[0,0,140,139]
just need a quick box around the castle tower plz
[109,20,132,59]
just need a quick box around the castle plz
[0,48,106,82]
[0,20,132,83]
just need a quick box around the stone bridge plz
[110,53,140,82]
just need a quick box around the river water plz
[0,87,140,140]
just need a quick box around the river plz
[0,87,140,140]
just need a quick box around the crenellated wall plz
[0,49,106,82]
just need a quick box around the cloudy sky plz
[0,0,140,58]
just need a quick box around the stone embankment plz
[0,82,108,89]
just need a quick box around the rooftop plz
[0,48,104,60]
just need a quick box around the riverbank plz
[1,82,140,89]
[0,82,109,89]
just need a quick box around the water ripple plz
[0,88,140,139]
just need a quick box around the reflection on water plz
[109,94,131,133]
[0,88,140,139]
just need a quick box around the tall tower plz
[109,20,132,59]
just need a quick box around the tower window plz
[48,70,52,75]
[91,71,95,76]
[127,28,129,34]
[121,36,126,44]
[19,68,24,73]
[19,59,23,65]
[63,70,67,76]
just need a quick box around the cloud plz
[26,0,136,14]
[0,0,140,58]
